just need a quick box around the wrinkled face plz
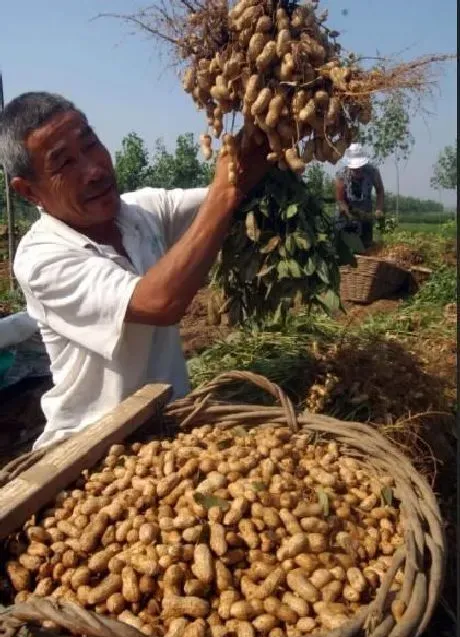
[12,110,119,228]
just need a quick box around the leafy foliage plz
[0,170,38,225]
[213,168,354,326]
[145,134,213,190]
[114,132,212,194]
[412,266,456,306]
[359,93,414,164]
[382,192,444,215]
[303,163,335,201]
[114,133,150,193]
[430,140,457,190]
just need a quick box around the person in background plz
[335,143,385,249]
[0,92,268,450]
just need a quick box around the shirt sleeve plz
[14,242,141,361]
[126,187,209,249]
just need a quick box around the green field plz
[398,220,456,235]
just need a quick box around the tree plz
[0,169,37,226]
[146,133,212,189]
[114,132,150,193]
[304,162,325,200]
[359,93,414,220]
[431,140,457,191]
[114,132,213,193]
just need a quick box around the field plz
[0,221,457,635]
[397,220,456,235]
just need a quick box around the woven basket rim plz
[0,371,446,637]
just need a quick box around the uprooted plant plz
[98,1,453,324]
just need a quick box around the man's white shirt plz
[14,187,208,449]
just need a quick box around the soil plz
[180,288,231,357]
[0,251,455,471]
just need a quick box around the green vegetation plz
[383,224,456,268]
[114,132,212,194]
[398,220,456,235]
[431,139,457,191]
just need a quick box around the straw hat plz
[344,143,370,169]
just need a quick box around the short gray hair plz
[0,92,86,178]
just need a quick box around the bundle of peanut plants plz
[100,0,450,324]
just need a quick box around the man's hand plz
[127,130,269,327]
[375,209,384,219]
[338,201,351,218]
[212,129,269,207]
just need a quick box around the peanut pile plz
[183,0,372,181]
[5,425,406,636]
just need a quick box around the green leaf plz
[257,264,276,278]
[278,244,287,258]
[193,493,230,511]
[273,302,284,324]
[251,482,267,492]
[287,259,303,278]
[245,211,260,242]
[217,438,233,449]
[304,257,316,276]
[294,232,312,251]
[259,196,270,217]
[341,231,365,255]
[318,289,340,313]
[316,233,328,243]
[286,235,296,255]
[277,260,290,280]
[380,486,393,507]
[286,203,299,219]
[315,256,330,284]
[260,236,281,254]
[316,487,330,517]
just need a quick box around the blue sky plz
[1,0,457,206]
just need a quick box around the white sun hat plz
[344,143,370,169]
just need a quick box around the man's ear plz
[10,176,41,206]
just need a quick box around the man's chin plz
[84,189,120,220]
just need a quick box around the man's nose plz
[80,156,107,184]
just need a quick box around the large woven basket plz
[0,372,445,637]
[340,256,409,304]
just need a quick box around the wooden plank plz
[0,383,171,540]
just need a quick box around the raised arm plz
[127,138,268,326]
[335,175,349,215]
[374,168,385,216]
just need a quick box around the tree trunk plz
[3,167,15,292]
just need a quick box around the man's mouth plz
[85,182,115,202]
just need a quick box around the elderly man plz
[335,143,385,249]
[0,92,267,449]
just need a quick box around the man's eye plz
[56,158,74,171]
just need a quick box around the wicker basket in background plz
[340,256,409,304]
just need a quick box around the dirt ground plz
[180,288,231,357]
[2,285,455,465]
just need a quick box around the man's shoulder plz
[14,216,86,284]
[365,163,378,175]
[121,187,167,214]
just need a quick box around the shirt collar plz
[36,204,133,252]
[37,209,96,249]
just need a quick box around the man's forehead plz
[27,110,91,154]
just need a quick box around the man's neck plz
[73,219,129,261]
[82,219,118,245]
